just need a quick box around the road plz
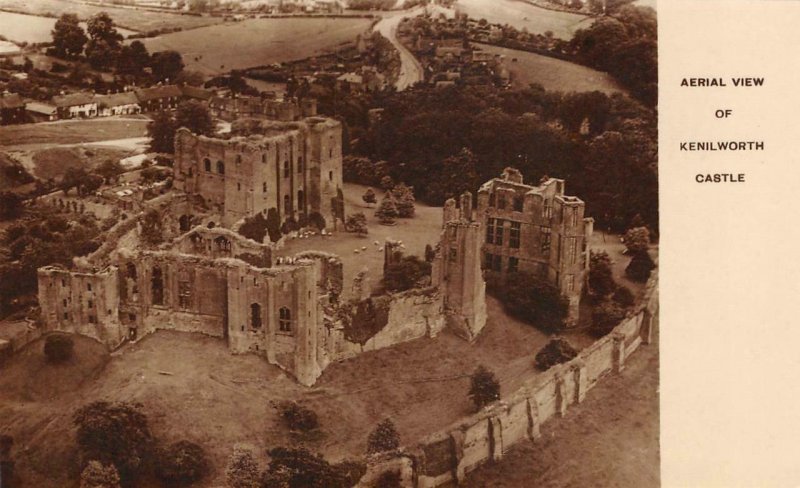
[373,7,426,91]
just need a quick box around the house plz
[180,85,215,103]
[25,102,58,122]
[0,92,25,125]
[52,92,98,119]
[134,84,182,112]
[96,92,141,117]
[336,72,364,93]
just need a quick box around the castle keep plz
[475,168,593,324]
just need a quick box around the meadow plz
[139,17,373,76]
[454,0,592,40]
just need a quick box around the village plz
[0,1,658,487]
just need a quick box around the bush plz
[238,212,269,243]
[266,207,282,242]
[73,401,153,483]
[308,212,326,231]
[375,192,399,225]
[623,226,650,253]
[591,300,626,336]
[366,419,400,454]
[345,212,368,236]
[626,251,655,282]
[468,365,500,410]
[362,188,377,205]
[383,256,431,292]
[535,337,578,371]
[263,447,365,488]
[278,401,319,432]
[154,440,209,487]
[80,460,121,488]
[44,333,74,363]
[376,470,402,488]
[612,286,635,308]
[225,447,260,488]
[494,272,569,332]
[391,183,415,218]
[588,251,616,298]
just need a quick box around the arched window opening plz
[297,190,305,210]
[283,160,290,178]
[217,160,225,175]
[297,156,303,173]
[151,267,164,306]
[279,307,292,332]
[214,236,231,251]
[251,303,262,329]
[179,215,191,232]
[236,154,242,165]
[513,196,523,212]
[204,158,211,172]
[126,263,137,279]
[283,194,291,213]
[262,153,267,164]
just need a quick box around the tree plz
[366,419,400,454]
[95,160,124,184]
[73,402,153,483]
[238,212,269,243]
[344,212,368,236]
[266,207,282,242]
[626,250,655,282]
[140,209,164,246]
[148,111,178,154]
[497,272,569,332]
[263,447,365,488]
[154,440,209,487]
[535,337,578,371]
[85,12,123,70]
[623,226,650,254]
[375,192,399,225]
[383,256,431,292]
[51,14,88,59]
[80,461,121,488]
[60,167,90,195]
[612,286,635,308]
[116,40,150,75]
[391,183,415,218]
[225,447,261,488]
[44,333,74,363]
[176,100,213,136]
[591,300,626,336]
[151,50,184,82]
[469,365,500,410]
[278,402,319,433]
[588,250,616,298]
[83,174,104,195]
[361,188,377,205]
[0,191,23,220]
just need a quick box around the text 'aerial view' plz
[0,0,657,486]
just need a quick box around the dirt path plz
[464,333,660,488]
[373,7,425,90]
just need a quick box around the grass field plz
[454,0,592,40]
[276,183,443,299]
[139,17,373,76]
[0,303,596,487]
[0,118,149,149]
[476,43,625,94]
[0,0,222,33]
[0,10,134,43]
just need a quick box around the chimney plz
[459,191,473,221]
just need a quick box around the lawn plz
[0,11,134,44]
[0,299,594,487]
[475,42,625,94]
[0,118,149,149]
[276,183,443,299]
[454,0,592,40]
[0,0,222,34]
[139,17,373,76]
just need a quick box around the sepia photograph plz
[0,0,657,486]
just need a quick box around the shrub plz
[376,470,402,488]
[154,440,209,487]
[263,447,365,488]
[391,183,415,218]
[626,251,655,282]
[44,333,74,363]
[591,300,626,336]
[375,192,399,225]
[366,419,400,454]
[383,256,431,292]
[80,460,121,488]
[266,207,282,242]
[225,447,260,488]
[238,212,269,243]
[278,401,319,432]
[495,272,569,332]
[345,212,368,236]
[588,250,616,298]
[73,401,153,483]
[612,286,635,308]
[535,337,578,371]
[281,216,299,235]
[362,188,377,205]
[308,212,326,231]
[623,226,650,253]
[468,365,500,410]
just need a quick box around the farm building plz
[25,102,57,122]
[52,92,98,119]
[96,92,141,117]
[0,92,25,125]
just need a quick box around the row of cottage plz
[0,84,216,124]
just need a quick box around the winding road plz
[373,7,426,91]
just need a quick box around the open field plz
[0,0,222,33]
[139,17,373,76]
[454,0,592,40]
[0,10,134,44]
[464,327,659,488]
[0,118,149,149]
[276,182,443,298]
[0,298,595,487]
[476,43,625,94]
